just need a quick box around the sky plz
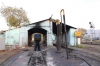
[0,0,100,30]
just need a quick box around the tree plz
[0,6,30,28]
[77,28,87,39]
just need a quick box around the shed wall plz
[69,28,77,46]
[5,28,20,45]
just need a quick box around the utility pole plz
[89,22,95,44]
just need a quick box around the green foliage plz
[75,44,85,48]
[0,6,30,27]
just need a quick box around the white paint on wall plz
[78,38,81,44]
[20,38,22,47]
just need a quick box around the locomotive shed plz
[4,18,77,48]
[1,18,100,66]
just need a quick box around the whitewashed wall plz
[24,20,53,46]
[0,38,5,50]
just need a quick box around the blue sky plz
[0,0,100,30]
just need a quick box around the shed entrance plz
[28,28,47,46]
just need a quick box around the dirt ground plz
[81,44,100,53]
[70,44,100,59]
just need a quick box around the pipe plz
[60,9,69,59]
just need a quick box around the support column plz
[56,24,62,53]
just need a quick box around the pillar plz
[56,24,62,53]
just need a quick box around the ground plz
[0,49,20,64]
[71,44,100,57]
[81,44,100,53]
[70,44,100,62]
[0,46,33,65]
[0,44,100,66]
[72,44,100,55]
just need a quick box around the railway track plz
[27,50,47,66]
[61,45,100,66]
[0,51,25,66]
[81,42,100,45]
